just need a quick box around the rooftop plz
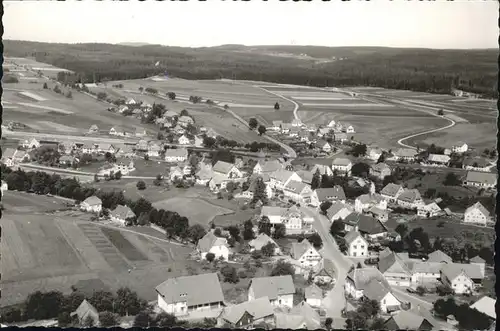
[155,273,224,306]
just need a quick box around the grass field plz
[151,197,234,226]
[2,191,71,213]
[1,203,193,307]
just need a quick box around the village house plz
[440,264,476,294]
[291,239,322,269]
[345,267,401,313]
[71,300,100,326]
[197,231,230,261]
[253,160,283,175]
[239,175,273,201]
[334,132,348,143]
[195,167,214,186]
[369,162,391,180]
[407,260,444,286]
[164,110,179,118]
[212,161,243,179]
[367,147,383,162]
[451,141,468,154]
[109,205,136,226]
[109,126,126,136]
[217,297,275,328]
[248,275,295,308]
[80,196,102,213]
[206,128,218,139]
[59,155,79,167]
[310,164,334,176]
[426,154,451,166]
[354,213,389,240]
[344,230,369,258]
[392,148,418,162]
[1,180,8,197]
[397,189,425,209]
[326,202,353,222]
[173,124,186,135]
[462,157,491,172]
[367,206,389,222]
[275,301,321,330]
[177,115,195,128]
[344,124,355,133]
[288,126,300,138]
[135,128,147,137]
[470,296,495,323]
[316,127,330,138]
[208,173,230,192]
[417,202,442,218]
[298,130,311,143]
[260,206,313,234]
[378,251,412,287]
[194,136,204,147]
[81,143,95,154]
[331,158,352,175]
[463,171,497,189]
[116,144,136,158]
[283,181,313,205]
[463,201,491,226]
[116,160,135,175]
[168,166,184,181]
[88,124,99,134]
[249,233,281,255]
[355,191,387,213]
[164,148,189,163]
[147,141,162,157]
[316,140,332,153]
[118,105,129,114]
[156,273,225,316]
[327,120,336,128]
[312,259,336,285]
[383,310,435,331]
[126,98,137,105]
[57,141,75,155]
[268,120,283,132]
[269,169,302,191]
[1,148,30,167]
[22,138,41,150]
[310,186,347,207]
[297,170,313,185]
[470,256,486,277]
[178,135,191,145]
[97,143,117,155]
[291,118,302,127]
[304,284,323,308]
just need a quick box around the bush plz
[206,252,215,262]
[136,180,146,190]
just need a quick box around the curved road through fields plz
[397,117,456,150]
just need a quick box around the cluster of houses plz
[80,196,136,226]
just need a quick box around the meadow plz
[1,192,193,307]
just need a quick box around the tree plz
[325,317,333,330]
[345,311,368,330]
[261,242,276,257]
[357,299,380,318]
[270,259,295,276]
[153,174,163,186]
[395,223,409,239]
[436,284,454,296]
[330,220,344,237]
[351,144,367,157]
[97,92,107,100]
[243,219,255,240]
[351,162,370,177]
[82,315,95,327]
[274,102,280,110]
[57,312,72,327]
[320,201,333,215]
[308,233,323,249]
[25,290,65,320]
[43,82,48,89]
[443,172,461,186]
[258,125,267,136]
[155,312,177,327]
[114,171,122,180]
[416,286,426,296]
[188,224,207,244]
[99,312,118,327]
[133,311,154,328]
[273,223,286,239]
[115,287,145,316]
[203,136,216,148]
[206,252,216,262]
[136,180,146,190]
[66,91,73,99]
[258,216,272,236]
[180,109,189,116]
[437,109,444,116]
[227,226,240,242]
[167,92,176,100]
[253,177,268,204]
[311,170,321,190]
[221,265,239,283]
[138,87,144,93]
[249,118,258,130]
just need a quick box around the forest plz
[4,40,497,98]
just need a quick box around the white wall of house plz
[347,237,368,257]
[443,273,474,294]
[331,163,352,175]
[464,208,490,225]
[81,202,102,213]
[385,273,411,287]
[411,272,440,285]
[271,173,302,191]
[297,249,322,268]
[158,295,188,316]
[306,297,322,308]
[271,294,294,309]
[379,292,401,314]
[110,216,127,226]
[345,279,364,300]
[201,245,230,261]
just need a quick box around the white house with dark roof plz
[110,205,136,225]
[427,154,451,166]
[164,148,189,163]
[355,193,387,213]
[197,231,230,261]
[331,158,352,175]
[417,202,442,218]
[248,275,295,308]
[249,233,281,255]
[464,201,491,226]
[213,161,243,179]
[291,239,322,269]
[316,140,332,153]
[367,206,389,223]
[217,297,275,328]
[344,230,368,257]
[177,135,191,145]
[463,171,497,189]
[370,162,391,180]
[397,189,424,209]
[283,181,313,204]
[380,183,405,202]
[156,273,225,316]
[310,186,346,207]
[80,196,102,213]
[304,284,323,308]
[392,148,418,162]
[253,160,283,175]
[269,169,302,191]
[378,251,412,287]
[147,141,162,157]
[326,202,353,222]
[451,141,468,154]
[260,206,313,233]
[440,264,477,294]
[169,166,183,181]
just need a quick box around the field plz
[151,197,234,226]
[1,191,71,213]
[1,192,193,307]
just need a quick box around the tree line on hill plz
[5,40,496,99]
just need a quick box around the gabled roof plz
[344,230,365,245]
[397,189,422,203]
[249,233,279,251]
[310,164,332,175]
[272,120,283,127]
[315,186,346,201]
[220,297,275,325]
[164,110,179,117]
[249,275,295,300]
[386,310,429,330]
[363,279,394,302]
[110,204,136,220]
[83,196,102,206]
[334,132,348,140]
[270,169,298,183]
[2,148,16,159]
[428,154,450,163]
[465,201,490,218]
[71,299,99,321]
[368,206,388,217]
[156,273,224,306]
[326,202,352,220]
[441,263,484,281]
[197,231,228,252]
[165,148,189,158]
[371,162,390,172]
[291,239,318,260]
[470,296,495,319]
[427,250,452,263]
[304,284,323,300]
[357,215,387,235]
[347,267,390,290]
[297,170,313,184]
[470,255,485,263]
[313,258,336,278]
[393,148,418,158]
[465,171,497,185]
[378,252,411,275]
[287,301,321,329]
[284,180,309,194]
[212,161,235,174]
[357,193,384,204]
[332,157,352,166]
[256,160,283,173]
[380,183,403,197]
[261,206,284,217]
[317,140,330,148]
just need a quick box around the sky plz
[4,1,498,49]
